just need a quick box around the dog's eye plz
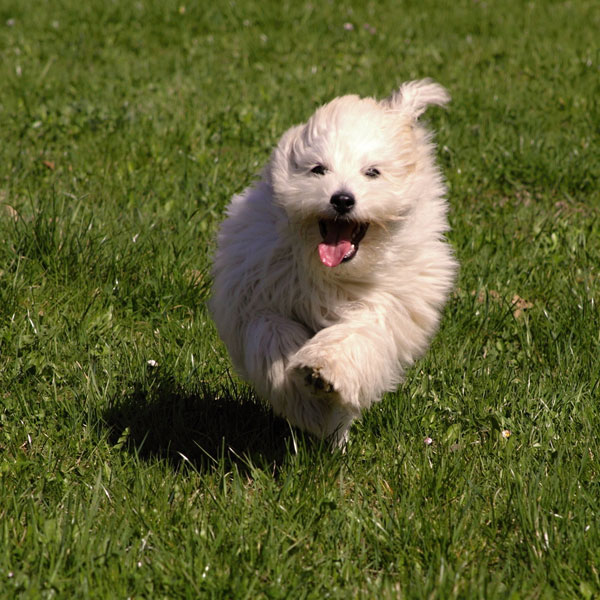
[365,167,381,179]
[310,164,327,176]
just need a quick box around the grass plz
[1,0,599,597]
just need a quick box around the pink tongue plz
[318,221,354,268]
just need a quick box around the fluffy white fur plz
[211,79,457,446]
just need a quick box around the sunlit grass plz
[1,0,599,597]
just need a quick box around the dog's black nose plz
[330,192,355,215]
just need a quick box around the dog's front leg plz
[288,313,407,440]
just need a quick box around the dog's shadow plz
[104,373,297,474]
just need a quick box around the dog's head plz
[267,79,450,273]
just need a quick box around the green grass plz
[1,0,599,597]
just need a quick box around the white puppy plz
[211,80,457,446]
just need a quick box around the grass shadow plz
[103,373,296,474]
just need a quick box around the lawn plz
[1,0,599,597]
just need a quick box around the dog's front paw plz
[287,357,358,443]
[288,359,340,403]
[300,365,336,395]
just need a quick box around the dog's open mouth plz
[318,219,369,268]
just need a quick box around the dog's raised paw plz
[300,366,335,395]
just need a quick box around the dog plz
[210,79,457,446]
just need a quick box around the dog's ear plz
[267,123,305,188]
[384,79,450,120]
[271,124,304,171]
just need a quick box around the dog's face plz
[268,80,449,273]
